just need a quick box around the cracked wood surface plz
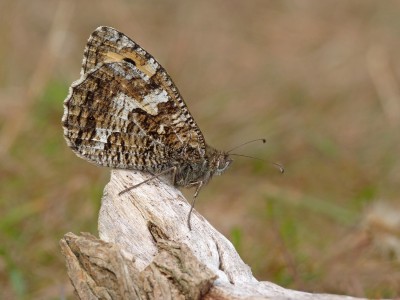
[60,169,366,299]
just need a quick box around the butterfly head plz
[216,153,232,176]
[207,147,233,177]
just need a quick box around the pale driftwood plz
[60,169,365,299]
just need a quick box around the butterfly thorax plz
[173,145,232,188]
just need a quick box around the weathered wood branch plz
[60,169,366,299]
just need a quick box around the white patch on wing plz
[145,57,159,75]
[119,35,134,49]
[142,89,169,115]
[157,124,166,134]
[108,62,139,80]
[94,128,112,144]
[92,141,106,150]
[112,93,140,120]
[112,90,168,118]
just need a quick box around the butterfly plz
[62,26,234,229]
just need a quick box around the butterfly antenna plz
[272,162,285,174]
[227,138,266,153]
[229,153,285,173]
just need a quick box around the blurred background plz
[1,0,400,298]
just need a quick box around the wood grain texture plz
[60,170,367,299]
[60,232,216,299]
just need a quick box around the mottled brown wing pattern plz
[62,26,237,229]
[62,26,206,172]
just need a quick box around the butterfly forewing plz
[62,26,206,172]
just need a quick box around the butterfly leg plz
[170,165,178,186]
[118,166,177,195]
[187,181,204,230]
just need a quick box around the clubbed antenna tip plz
[273,162,284,174]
